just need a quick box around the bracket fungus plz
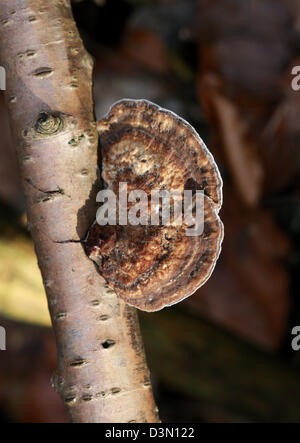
[85,99,223,311]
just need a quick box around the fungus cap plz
[85,99,223,311]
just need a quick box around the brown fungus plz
[85,99,223,311]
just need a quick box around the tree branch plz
[0,0,158,423]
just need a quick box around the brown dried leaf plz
[185,187,290,349]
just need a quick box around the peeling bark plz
[0,0,158,423]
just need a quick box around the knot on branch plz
[35,112,63,136]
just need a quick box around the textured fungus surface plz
[86,99,223,311]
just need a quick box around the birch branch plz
[0,0,158,423]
